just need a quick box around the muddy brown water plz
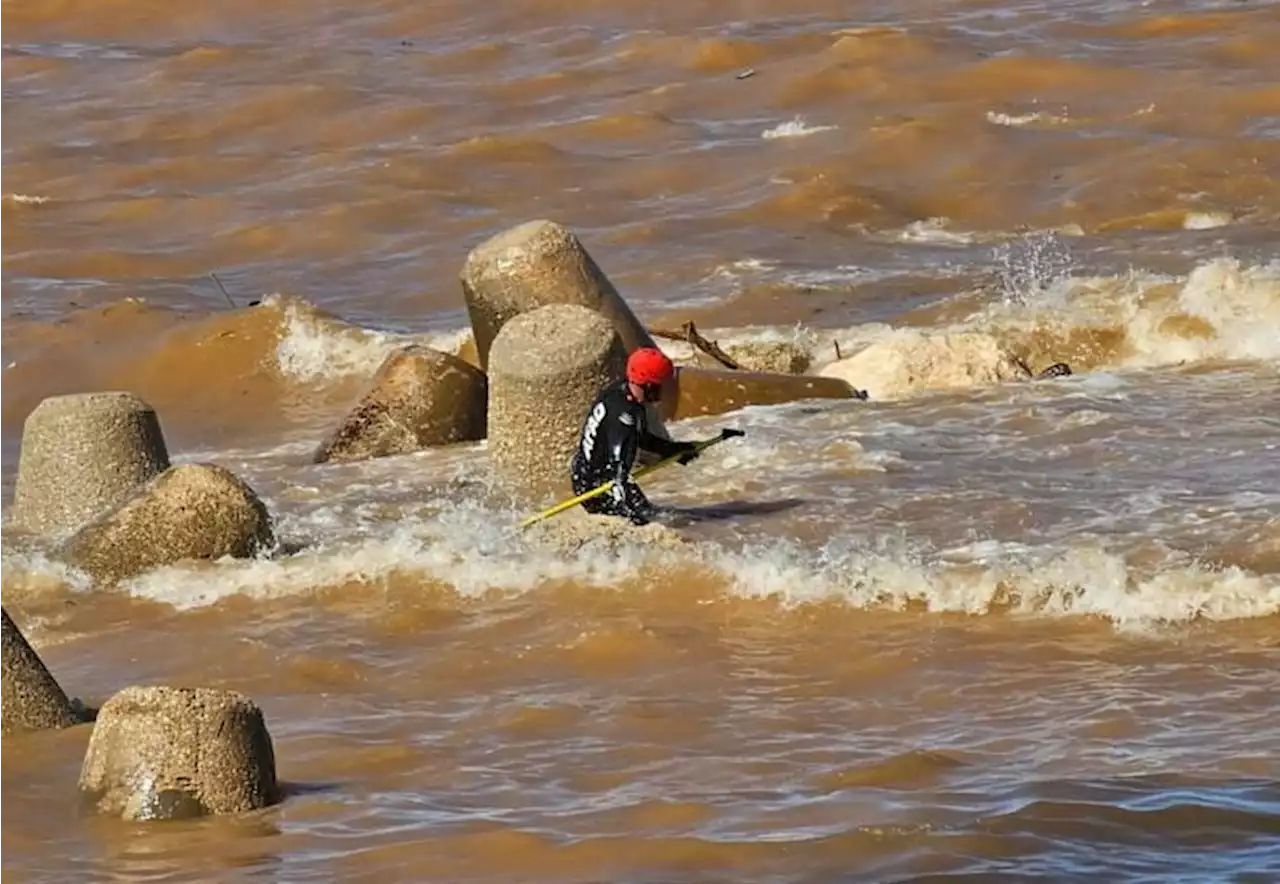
[3,1,1279,881]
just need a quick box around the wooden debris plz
[648,321,741,370]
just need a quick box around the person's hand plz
[677,444,700,465]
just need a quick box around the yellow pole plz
[518,432,740,529]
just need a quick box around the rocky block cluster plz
[309,218,864,501]
[78,685,279,822]
[0,218,871,823]
[1,217,1077,827]
[4,390,283,820]
[9,390,277,586]
[3,607,281,823]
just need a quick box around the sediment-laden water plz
[3,1,1279,880]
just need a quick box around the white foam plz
[177,437,322,465]
[896,218,977,245]
[780,265,898,288]
[761,116,838,139]
[4,193,51,205]
[2,434,1272,629]
[708,258,779,279]
[12,259,1271,636]
[420,326,475,356]
[968,255,1280,371]
[988,110,1039,127]
[270,300,478,383]
[1183,212,1233,230]
[985,111,1045,127]
[984,109,1070,128]
[659,263,1280,400]
[646,425,891,501]
[0,500,1257,629]
[713,537,1280,628]
[113,503,669,611]
[1090,258,1280,367]
[0,549,95,595]
[272,300,419,382]
[1146,258,1280,364]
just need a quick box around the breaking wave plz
[5,500,1276,630]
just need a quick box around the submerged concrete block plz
[460,219,673,448]
[487,304,627,501]
[11,392,170,538]
[460,219,656,369]
[1,607,81,736]
[78,685,279,821]
[59,463,275,584]
[313,345,488,464]
[667,365,860,420]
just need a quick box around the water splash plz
[761,116,838,140]
[992,231,1076,307]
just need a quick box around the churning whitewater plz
[5,253,1278,629]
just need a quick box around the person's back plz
[575,378,645,479]
[570,349,698,525]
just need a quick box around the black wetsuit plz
[570,380,696,525]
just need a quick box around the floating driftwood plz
[648,321,741,370]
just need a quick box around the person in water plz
[570,347,703,526]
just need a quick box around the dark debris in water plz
[69,698,99,724]
[1035,362,1073,380]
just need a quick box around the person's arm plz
[639,429,694,461]
[634,406,698,462]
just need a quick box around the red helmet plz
[626,347,675,387]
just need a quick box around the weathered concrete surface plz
[2,607,81,736]
[313,345,488,464]
[11,392,171,538]
[59,463,276,585]
[460,219,671,444]
[487,304,627,502]
[460,219,656,368]
[527,511,689,555]
[666,365,859,420]
[78,685,279,821]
